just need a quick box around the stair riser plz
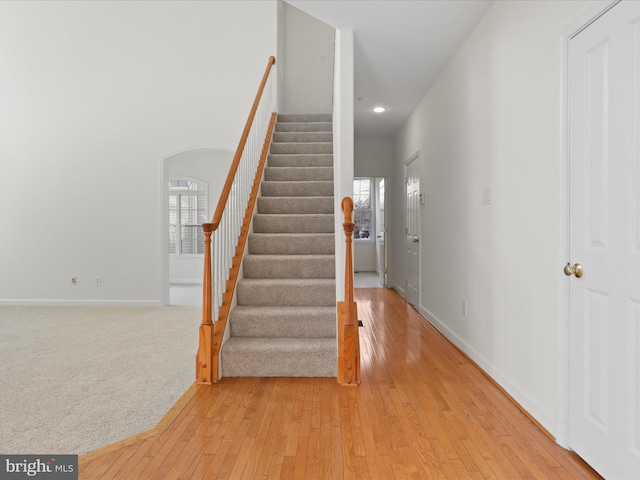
[253,215,334,234]
[257,197,334,214]
[222,346,337,377]
[237,282,336,307]
[275,122,332,133]
[261,181,334,197]
[265,167,333,181]
[277,113,332,123]
[270,143,333,155]
[248,234,335,255]
[229,310,336,338]
[272,132,333,143]
[268,154,333,167]
[243,256,335,279]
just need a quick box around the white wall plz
[333,29,355,302]
[391,0,596,436]
[354,139,394,179]
[0,0,277,305]
[280,2,335,114]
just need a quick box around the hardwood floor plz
[79,288,601,479]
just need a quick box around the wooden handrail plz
[196,56,276,385]
[338,197,361,385]
[211,56,275,230]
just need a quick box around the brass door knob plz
[564,263,583,278]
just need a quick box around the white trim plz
[161,158,169,306]
[333,27,355,303]
[556,0,620,449]
[393,284,405,297]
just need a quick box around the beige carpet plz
[0,305,200,455]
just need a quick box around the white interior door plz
[405,156,420,308]
[568,2,640,478]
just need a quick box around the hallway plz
[79,288,600,479]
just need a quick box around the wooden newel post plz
[196,223,214,385]
[338,197,361,385]
[342,198,355,307]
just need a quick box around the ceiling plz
[285,0,494,139]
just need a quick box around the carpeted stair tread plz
[248,233,335,255]
[257,196,334,214]
[221,337,336,377]
[253,214,334,233]
[237,278,336,306]
[244,254,335,279]
[268,154,333,167]
[229,306,336,338]
[261,181,334,197]
[265,167,333,181]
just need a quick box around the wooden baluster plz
[196,223,214,385]
[338,197,361,385]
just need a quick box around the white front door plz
[568,2,640,478]
[405,156,420,308]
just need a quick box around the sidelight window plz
[353,178,374,241]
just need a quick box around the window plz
[353,178,374,241]
[169,179,208,255]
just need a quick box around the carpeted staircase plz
[221,113,337,377]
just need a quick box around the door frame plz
[404,151,421,306]
[557,0,620,449]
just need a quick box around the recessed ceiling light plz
[372,106,387,113]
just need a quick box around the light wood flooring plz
[79,288,601,479]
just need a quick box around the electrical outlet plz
[94,276,102,286]
[462,300,468,317]
[71,277,77,285]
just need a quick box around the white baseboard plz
[0,299,162,307]
[392,283,405,297]
[418,304,557,439]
